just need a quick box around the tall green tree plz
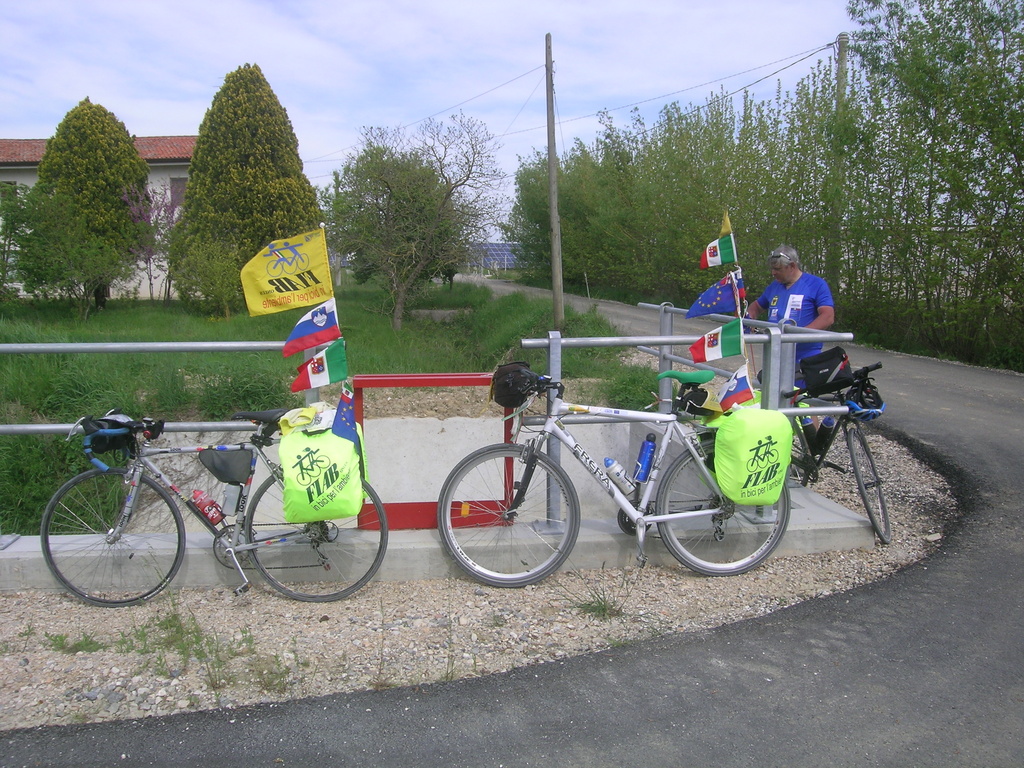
[324,114,502,330]
[172,63,320,316]
[15,99,149,318]
[846,0,1024,365]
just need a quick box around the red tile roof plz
[132,136,197,162]
[0,136,196,166]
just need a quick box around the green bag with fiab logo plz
[279,401,365,523]
[713,408,792,506]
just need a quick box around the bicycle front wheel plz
[40,468,185,607]
[244,475,388,601]
[655,451,790,576]
[845,423,892,544]
[437,443,581,588]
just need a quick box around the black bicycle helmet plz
[845,380,885,421]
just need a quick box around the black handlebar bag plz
[491,362,536,408]
[799,347,854,397]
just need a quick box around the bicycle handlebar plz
[82,428,131,471]
[532,374,565,399]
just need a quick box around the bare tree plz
[324,113,504,330]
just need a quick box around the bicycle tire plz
[40,468,185,607]
[244,475,388,601]
[436,443,581,588]
[845,423,892,544]
[655,450,790,576]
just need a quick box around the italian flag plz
[700,233,737,269]
[699,210,738,269]
[291,339,348,392]
[689,318,743,363]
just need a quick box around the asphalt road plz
[3,282,1023,767]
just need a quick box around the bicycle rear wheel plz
[655,451,790,576]
[244,475,388,601]
[40,468,185,607]
[845,423,892,544]
[437,443,581,587]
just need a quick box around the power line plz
[506,43,834,137]
[303,42,834,177]
[304,65,545,164]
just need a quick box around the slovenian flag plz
[689,318,743,363]
[290,339,348,392]
[718,363,756,411]
[699,211,738,269]
[282,299,342,357]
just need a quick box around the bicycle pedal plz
[234,583,251,596]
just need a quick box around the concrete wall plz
[143,416,634,528]
[363,416,631,513]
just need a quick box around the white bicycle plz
[436,369,791,587]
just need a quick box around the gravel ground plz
[0,387,954,732]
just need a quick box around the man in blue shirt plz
[746,245,835,367]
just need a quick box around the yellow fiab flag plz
[240,228,334,316]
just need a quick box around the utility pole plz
[836,32,849,116]
[825,32,849,290]
[546,33,565,330]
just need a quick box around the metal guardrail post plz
[658,304,674,413]
[760,326,783,410]
[541,330,565,532]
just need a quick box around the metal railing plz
[0,341,290,438]
[0,341,509,535]
[520,303,854,421]
[515,305,855,490]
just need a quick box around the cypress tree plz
[172,63,320,314]
[19,98,149,316]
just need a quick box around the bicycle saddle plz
[231,408,290,424]
[658,370,716,386]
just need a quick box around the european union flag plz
[332,382,361,456]
[686,272,746,318]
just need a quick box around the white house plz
[0,136,196,299]
[0,135,195,193]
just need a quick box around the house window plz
[170,177,187,204]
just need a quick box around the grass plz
[27,596,313,700]
[44,631,108,654]
[557,567,647,621]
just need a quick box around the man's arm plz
[807,305,835,330]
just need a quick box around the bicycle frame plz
[789,397,849,482]
[113,438,283,593]
[534,393,727,562]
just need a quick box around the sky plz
[2,0,854,191]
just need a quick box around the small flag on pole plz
[333,381,361,455]
[290,339,348,392]
[282,299,342,357]
[689,318,744,363]
[686,269,746,318]
[699,211,738,269]
[718,362,756,411]
[333,381,367,476]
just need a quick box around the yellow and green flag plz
[699,211,738,269]
[241,228,333,316]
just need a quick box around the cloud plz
[0,0,852,184]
